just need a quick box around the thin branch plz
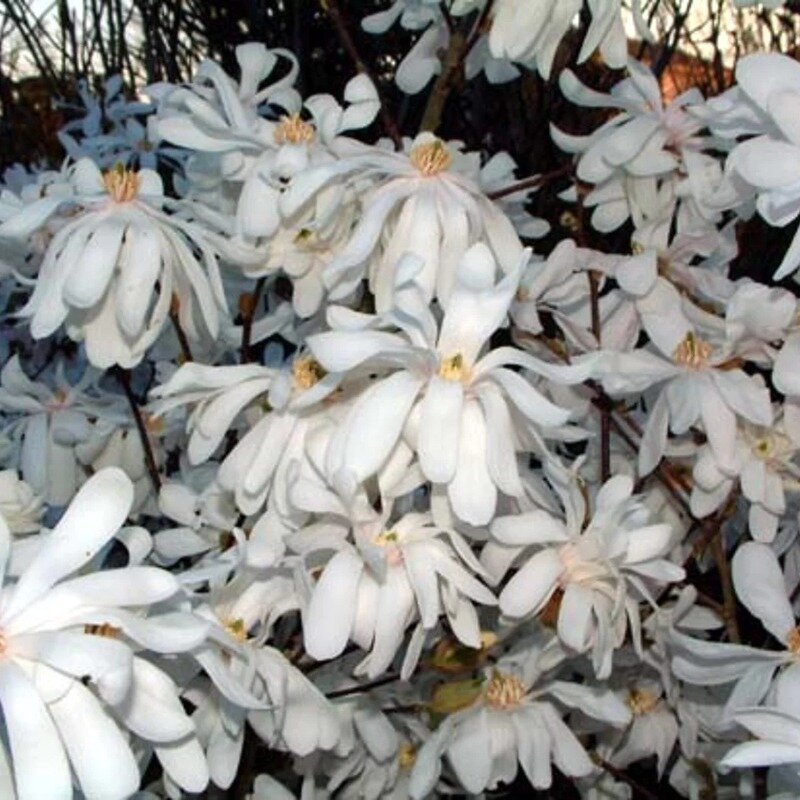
[486,163,574,201]
[169,293,194,363]
[711,533,741,643]
[240,277,265,364]
[113,366,162,494]
[594,757,661,800]
[320,0,403,149]
[325,673,402,700]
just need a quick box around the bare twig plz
[486,163,574,201]
[320,0,403,149]
[169,293,193,363]
[113,366,162,493]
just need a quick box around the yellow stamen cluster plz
[410,139,452,176]
[753,436,775,460]
[84,623,122,639]
[673,331,712,369]
[293,356,327,391]
[373,530,399,546]
[103,164,141,203]
[398,744,417,770]
[226,618,248,643]
[438,352,469,383]
[373,530,403,565]
[485,670,526,710]
[627,688,660,715]
[274,114,315,145]
[787,627,800,655]
[294,228,315,245]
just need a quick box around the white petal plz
[732,541,795,644]
[499,549,563,618]
[0,659,72,800]
[304,549,364,661]
[4,468,133,621]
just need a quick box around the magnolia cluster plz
[0,7,799,798]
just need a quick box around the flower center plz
[294,227,316,246]
[787,627,800,655]
[274,114,315,145]
[103,164,141,203]
[398,743,417,770]
[372,530,404,565]
[293,356,327,391]
[485,670,526,710]
[753,436,775,460]
[46,389,70,412]
[226,618,248,643]
[410,139,452,176]
[627,688,660,715]
[673,331,712,369]
[438,352,469,382]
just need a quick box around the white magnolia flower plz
[0,158,252,368]
[0,355,124,505]
[408,652,630,796]
[154,44,378,241]
[672,543,800,719]
[0,470,42,534]
[281,133,525,311]
[553,60,720,235]
[691,412,800,542]
[307,246,589,524]
[57,75,183,172]
[489,0,651,78]
[714,54,800,279]
[495,472,684,677]
[149,356,339,515]
[594,320,773,477]
[607,678,679,777]
[0,467,206,800]
[300,498,496,678]
[187,577,339,788]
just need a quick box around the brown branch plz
[594,757,661,800]
[711,533,741,643]
[486,163,574,201]
[325,673,402,699]
[169,293,193,364]
[113,367,162,494]
[240,277,265,364]
[320,0,403,150]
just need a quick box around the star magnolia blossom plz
[149,356,339,515]
[187,580,339,788]
[0,355,123,505]
[672,543,800,718]
[553,59,720,235]
[408,655,631,796]
[495,473,684,678]
[306,245,590,524]
[301,505,496,678]
[281,133,525,311]
[594,323,773,476]
[691,413,800,542]
[713,54,800,279]
[153,43,378,241]
[0,158,255,368]
[0,468,207,800]
[489,0,651,78]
